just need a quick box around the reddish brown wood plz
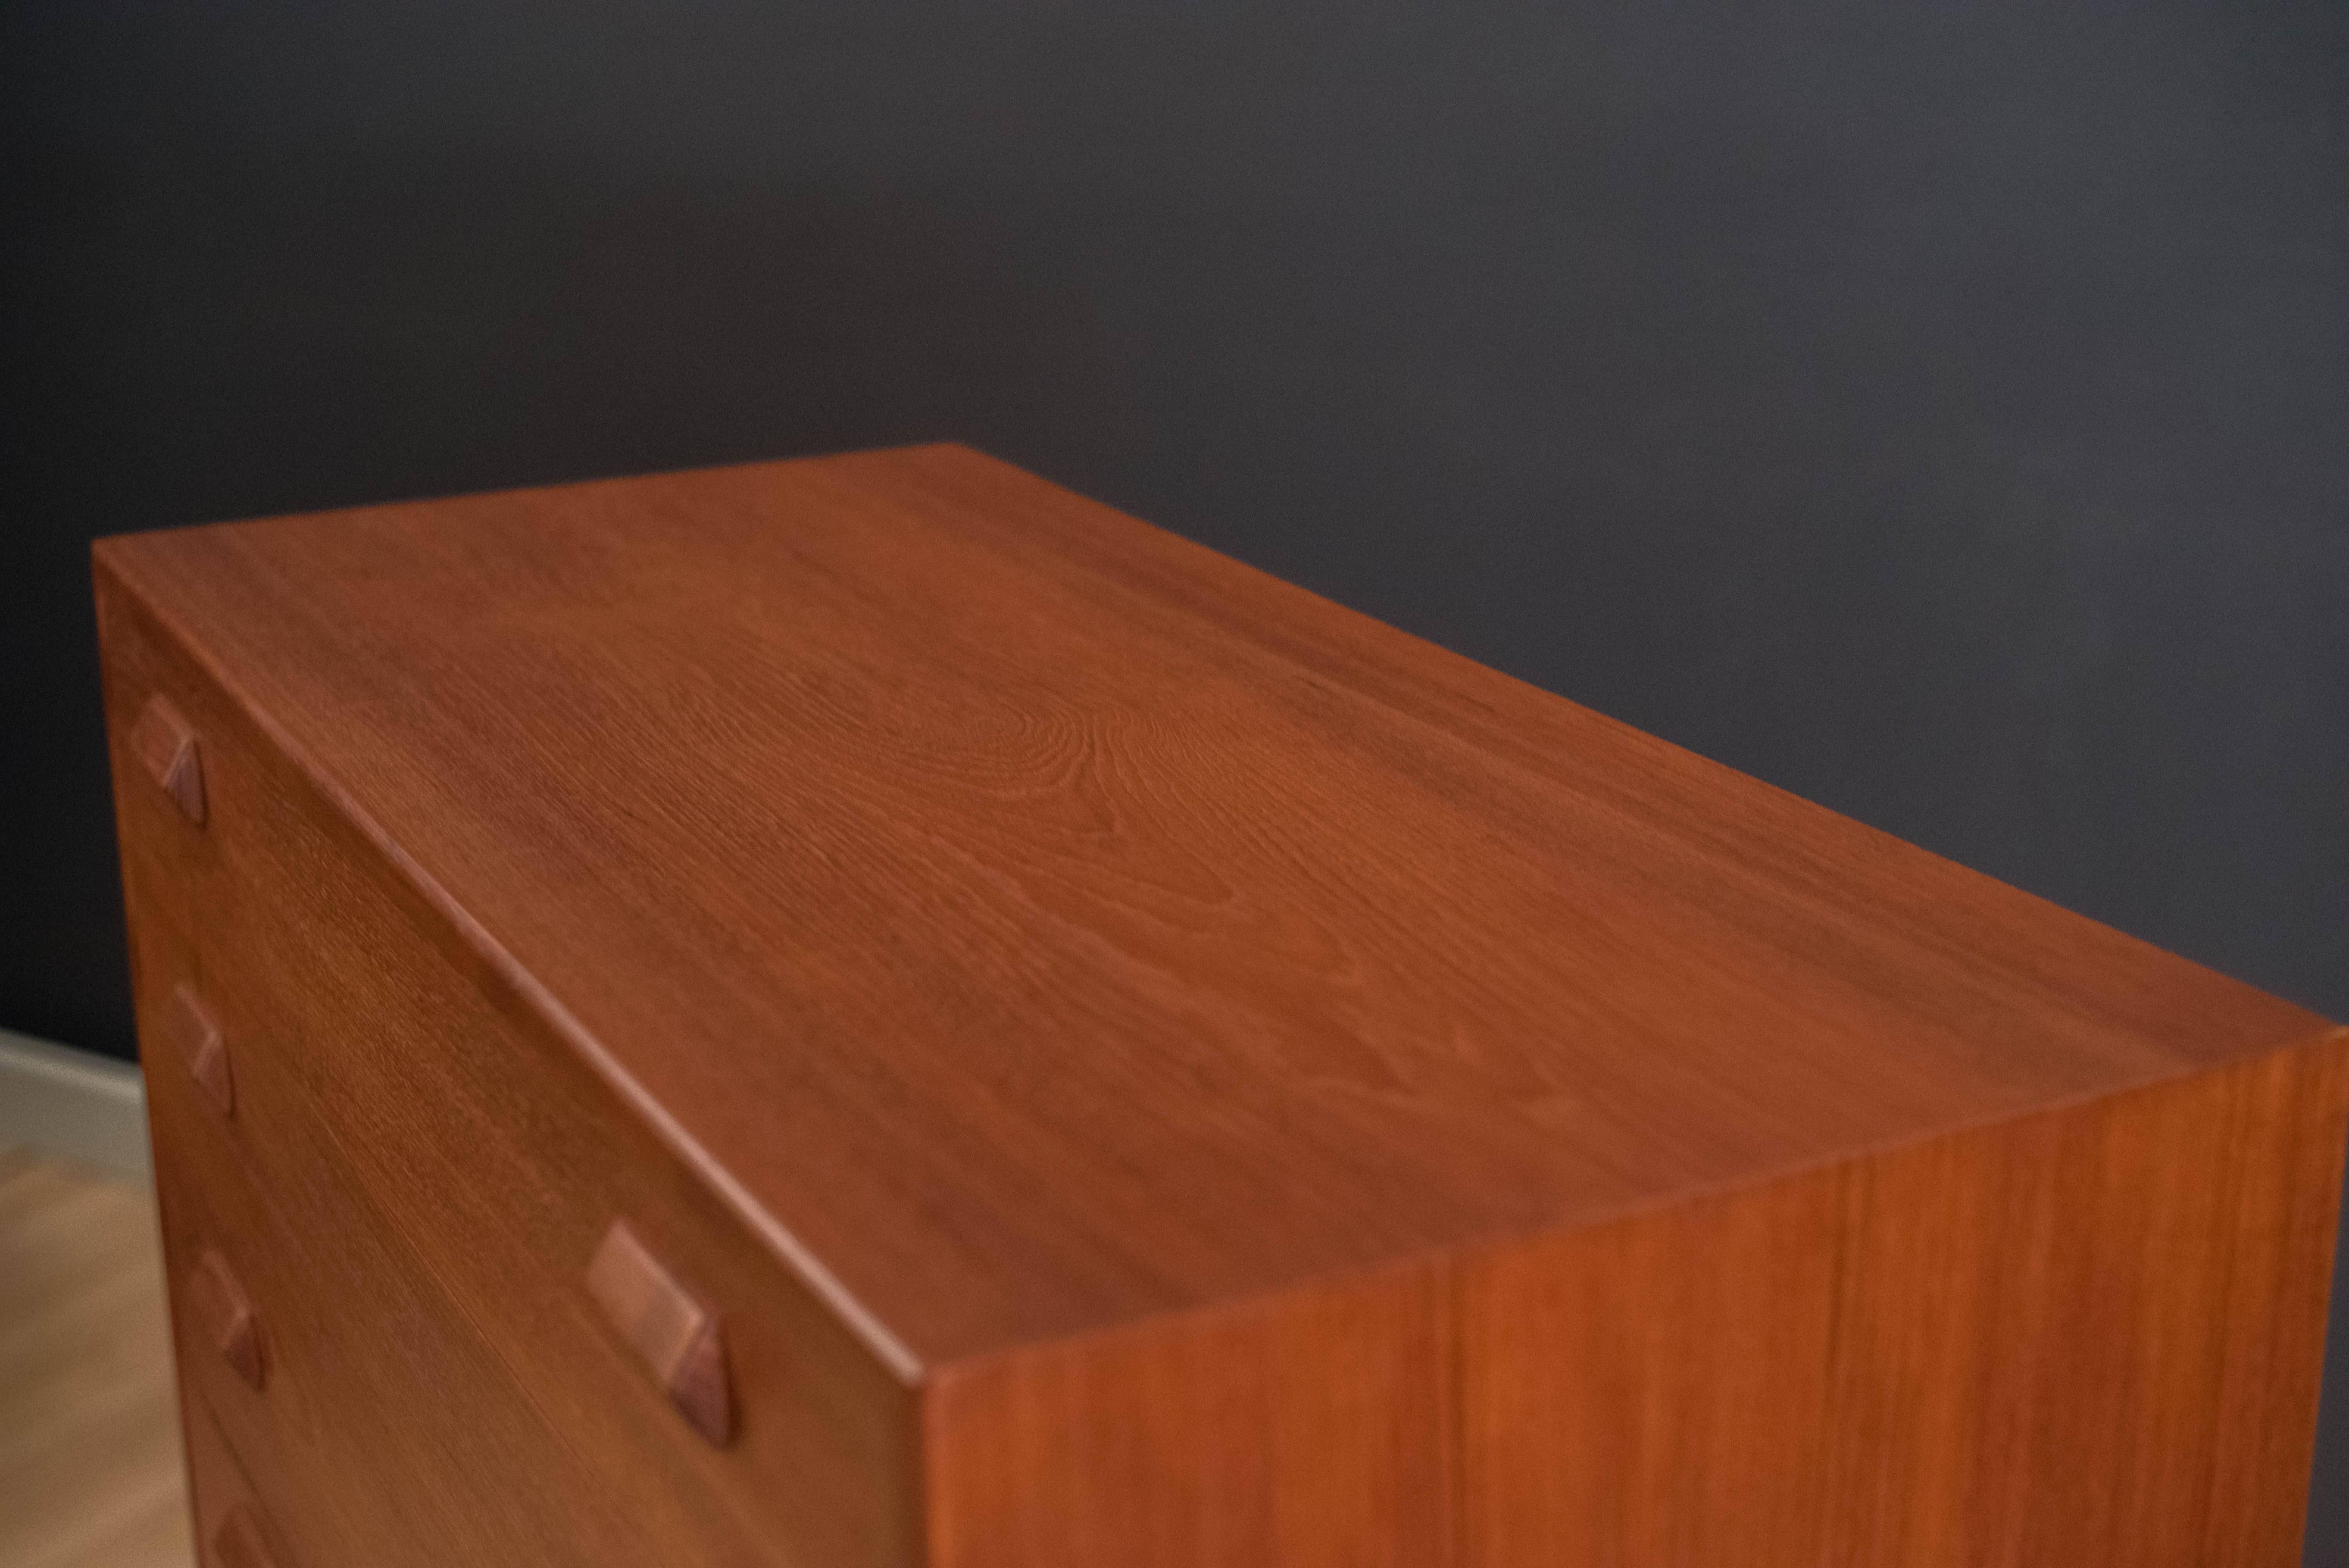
[166,982,235,1116]
[184,1396,303,1568]
[587,1220,734,1447]
[97,445,2347,1564]
[114,581,914,1567]
[214,1506,289,1568]
[925,1265,1460,1568]
[1456,1038,2349,1565]
[130,692,205,823]
[186,1249,263,1391]
[148,1028,779,1567]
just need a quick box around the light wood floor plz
[0,1143,194,1568]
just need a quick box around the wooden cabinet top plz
[94,443,2335,1376]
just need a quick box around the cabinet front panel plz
[107,572,918,1568]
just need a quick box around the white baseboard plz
[0,1027,150,1178]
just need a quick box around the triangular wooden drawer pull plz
[188,1248,264,1392]
[585,1219,733,1447]
[166,983,235,1117]
[131,693,206,824]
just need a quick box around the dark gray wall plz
[4,3,2342,1550]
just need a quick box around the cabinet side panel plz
[1460,1162,1844,1564]
[1462,1036,2349,1566]
[1823,1032,2348,1566]
[924,1266,1458,1568]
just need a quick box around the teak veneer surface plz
[93,443,2337,1374]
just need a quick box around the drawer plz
[184,1394,304,1568]
[108,570,917,1564]
[149,1014,669,1565]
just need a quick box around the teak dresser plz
[99,445,2344,1567]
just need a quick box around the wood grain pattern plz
[110,577,916,1566]
[1460,1035,2349,1565]
[94,443,2335,1368]
[151,1065,608,1568]
[925,1262,1458,1568]
[96,444,2349,1563]
[210,1507,290,1568]
[184,1398,296,1568]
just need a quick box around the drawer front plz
[105,572,918,1567]
[184,1394,304,1568]
[150,1007,679,1566]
